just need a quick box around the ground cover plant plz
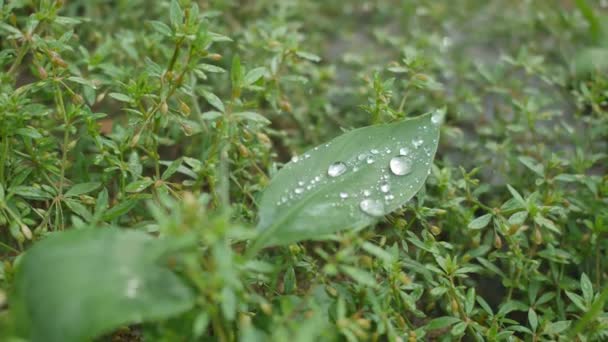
[0,0,607,341]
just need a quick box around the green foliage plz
[0,0,607,341]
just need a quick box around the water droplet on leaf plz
[327,162,347,177]
[389,156,412,176]
[359,199,385,217]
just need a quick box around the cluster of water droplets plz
[277,116,441,217]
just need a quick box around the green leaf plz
[580,273,593,304]
[169,0,183,27]
[230,55,242,91]
[243,67,266,86]
[126,178,155,193]
[108,92,133,103]
[468,213,492,230]
[528,308,538,332]
[65,182,101,197]
[232,112,271,125]
[426,316,461,330]
[16,127,43,139]
[295,51,321,62]
[11,186,53,200]
[162,158,183,180]
[200,90,225,113]
[251,113,440,251]
[12,228,195,342]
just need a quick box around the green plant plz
[1,0,607,341]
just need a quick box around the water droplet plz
[412,137,423,149]
[389,156,412,176]
[340,192,349,199]
[295,187,304,194]
[385,148,391,154]
[359,199,385,217]
[431,110,444,125]
[327,162,347,177]
[370,149,379,154]
[363,189,371,197]
[353,166,359,172]
[358,153,367,161]
[306,185,312,190]
[380,183,390,193]
[125,277,140,299]
[366,157,374,164]
[399,147,410,156]
[304,154,311,159]
[384,194,395,201]
[314,176,321,182]
[298,181,305,186]
[291,156,299,163]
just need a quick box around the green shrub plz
[0,0,607,341]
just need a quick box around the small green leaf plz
[11,186,53,200]
[232,112,271,125]
[108,92,133,103]
[295,51,321,62]
[125,178,154,193]
[162,158,183,180]
[16,127,43,139]
[251,113,440,251]
[243,67,266,86]
[169,0,183,27]
[426,316,461,330]
[528,308,538,332]
[230,55,242,92]
[580,273,593,304]
[200,90,225,113]
[468,213,492,230]
[65,182,101,197]
[12,228,195,342]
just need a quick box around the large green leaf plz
[12,228,195,342]
[251,112,441,251]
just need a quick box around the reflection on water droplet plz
[380,183,390,193]
[399,147,410,156]
[363,189,371,197]
[327,162,347,177]
[291,156,299,163]
[298,181,305,186]
[431,110,443,125]
[389,156,412,176]
[384,194,395,202]
[295,187,304,194]
[125,277,140,299]
[359,199,385,217]
[371,149,379,154]
[358,153,367,161]
[314,176,321,182]
[340,192,349,199]
[412,137,423,149]
[366,157,374,164]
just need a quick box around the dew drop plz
[359,199,385,217]
[298,181,305,186]
[339,192,349,199]
[366,157,374,164]
[389,156,412,176]
[314,176,321,182]
[371,149,379,154]
[399,147,410,156]
[327,162,347,177]
[291,156,299,163]
[358,153,367,161]
[295,187,304,194]
[431,111,444,125]
[412,137,423,149]
[363,189,371,197]
[380,183,390,193]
